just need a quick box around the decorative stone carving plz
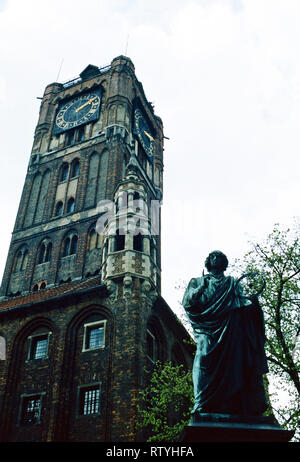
[106,279,118,302]
[123,275,133,298]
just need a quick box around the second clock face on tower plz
[134,108,154,161]
[53,90,101,134]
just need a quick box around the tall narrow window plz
[45,242,52,262]
[84,153,100,209]
[70,235,78,255]
[133,234,143,252]
[78,385,100,416]
[62,233,78,257]
[88,228,101,251]
[34,170,50,224]
[77,126,85,143]
[14,251,23,272]
[38,241,52,264]
[21,250,28,270]
[55,201,63,216]
[67,197,75,214]
[146,329,157,364]
[70,159,80,178]
[60,164,69,182]
[65,129,75,146]
[62,237,71,257]
[114,229,125,251]
[13,246,29,272]
[88,229,98,250]
[38,244,46,264]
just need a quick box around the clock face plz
[134,108,154,161]
[54,90,101,134]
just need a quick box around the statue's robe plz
[182,274,268,415]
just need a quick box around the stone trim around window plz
[82,320,106,352]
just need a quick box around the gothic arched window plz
[88,228,101,251]
[55,201,63,217]
[14,251,23,272]
[60,163,69,182]
[13,246,29,272]
[70,159,80,179]
[67,197,75,214]
[70,235,78,255]
[38,240,52,264]
[45,242,52,262]
[62,232,78,257]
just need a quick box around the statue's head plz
[205,250,228,273]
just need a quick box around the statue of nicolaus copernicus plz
[182,250,269,416]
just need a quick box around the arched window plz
[40,282,46,290]
[84,152,100,208]
[146,329,157,364]
[70,235,78,255]
[62,237,71,257]
[14,251,23,272]
[88,228,101,251]
[70,159,80,179]
[62,233,78,257]
[67,197,75,214]
[38,240,52,264]
[34,170,50,224]
[60,163,69,182]
[146,317,167,364]
[23,173,42,228]
[13,246,29,272]
[55,201,63,217]
[21,250,28,270]
[45,242,52,262]
[89,229,97,250]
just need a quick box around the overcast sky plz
[0,0,299,313]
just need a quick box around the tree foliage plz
[238,223,300,438]
[136,361,193,442]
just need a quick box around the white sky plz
[0,0,299,314]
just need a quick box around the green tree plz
[136,361,193,442]
[238,223,300,438]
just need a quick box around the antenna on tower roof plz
[56,58,64,82]
[125,34,130,56]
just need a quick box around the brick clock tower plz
[0,56,192,442]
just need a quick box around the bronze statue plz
[182,250,268,416]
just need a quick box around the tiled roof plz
[0,276,103,312]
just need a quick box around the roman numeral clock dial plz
[53,91,101,134]
[134,108,155,162]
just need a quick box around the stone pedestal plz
[180,413,294,442]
